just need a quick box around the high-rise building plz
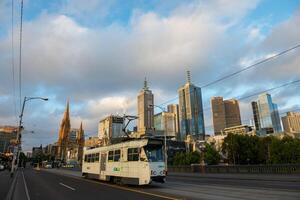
[282,112,300,134]
[211,97,242,135]
[251,101,261,130]
[137,78,154,135]
[98,115,124,139]
[167,104,180,140]
[154,112,176,137]
[252,93,282,134]
[178,71,205,140]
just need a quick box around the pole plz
[11,97,26,177]
[164,112,168,173]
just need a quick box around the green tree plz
[204,143,220,165]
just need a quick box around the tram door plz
[100,153,107,180]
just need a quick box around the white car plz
[0,164,5,171]
[45,164,52,168]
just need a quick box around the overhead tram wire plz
[18,0,24,111]
[201,44,300,88]
[157,43,300,107]
[197,78,300,118]
[11,0,17,122]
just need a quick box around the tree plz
[204,143,220,165]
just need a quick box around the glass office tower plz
[178,71,205,140]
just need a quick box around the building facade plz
[98,115,124,139]
[178,71,205,140]
[211,97,241,135]
[137,78,154,135]
[252,93,282,134]
[154,112,176,138]
[167,104,180,140]
[282,112,300,134]
[0,126,17,153]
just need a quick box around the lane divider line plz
[22,170,31,200]
[59,182,76,191]
[42,169,180,200]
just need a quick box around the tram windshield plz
[144,145,164,162]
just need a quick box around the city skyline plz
[0,1,300,151]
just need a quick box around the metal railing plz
[168,164,300,174]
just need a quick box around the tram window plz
[114,150,120,161]
[95,153,99,162]
[108,151,114,161]
[87,154,92,163]
[92,154,96,162]
[128,148,139,161]
[84,155,87,162]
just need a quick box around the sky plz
[0,0,300,152]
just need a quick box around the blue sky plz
[0,0,300,151]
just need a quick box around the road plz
[0,170,14,200]
[2,168,300,200]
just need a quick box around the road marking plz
[42,169,180,200]
[22,170,31,200]
[59,182,76,191]
[81,178,180,200]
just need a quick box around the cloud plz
[1,0,299,149]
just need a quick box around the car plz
[0,164,5,171]
[45,164,52,168]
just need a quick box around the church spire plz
[59,100,71,141]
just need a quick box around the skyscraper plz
[252,93,282,134]
[167,104,180,140]
[211,97,241,135]
[178,71,205,140]
[137,78,154,135]
[154,112,176,137]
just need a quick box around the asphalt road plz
[0,170,14,200]
[15,168,175,200]
[3,168,300,200]
[146,173,300,200]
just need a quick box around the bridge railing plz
[168,164,300,174]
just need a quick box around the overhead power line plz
[158,43,300,107]
[11,0,17,122]
[201,44,300,88]
[18,0,24,111]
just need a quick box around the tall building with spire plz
[137,78,154,135]
[56,101,85,163]
[178,71,205,141]
[57,100,71,160]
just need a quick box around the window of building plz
[128,148,139,161]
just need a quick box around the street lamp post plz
[10,96,48,177]
[149,104,168,173]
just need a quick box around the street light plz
[149,104,168,173]
[11,96,48,177]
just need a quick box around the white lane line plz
[22,170,31,200]
[59,182,76,191]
